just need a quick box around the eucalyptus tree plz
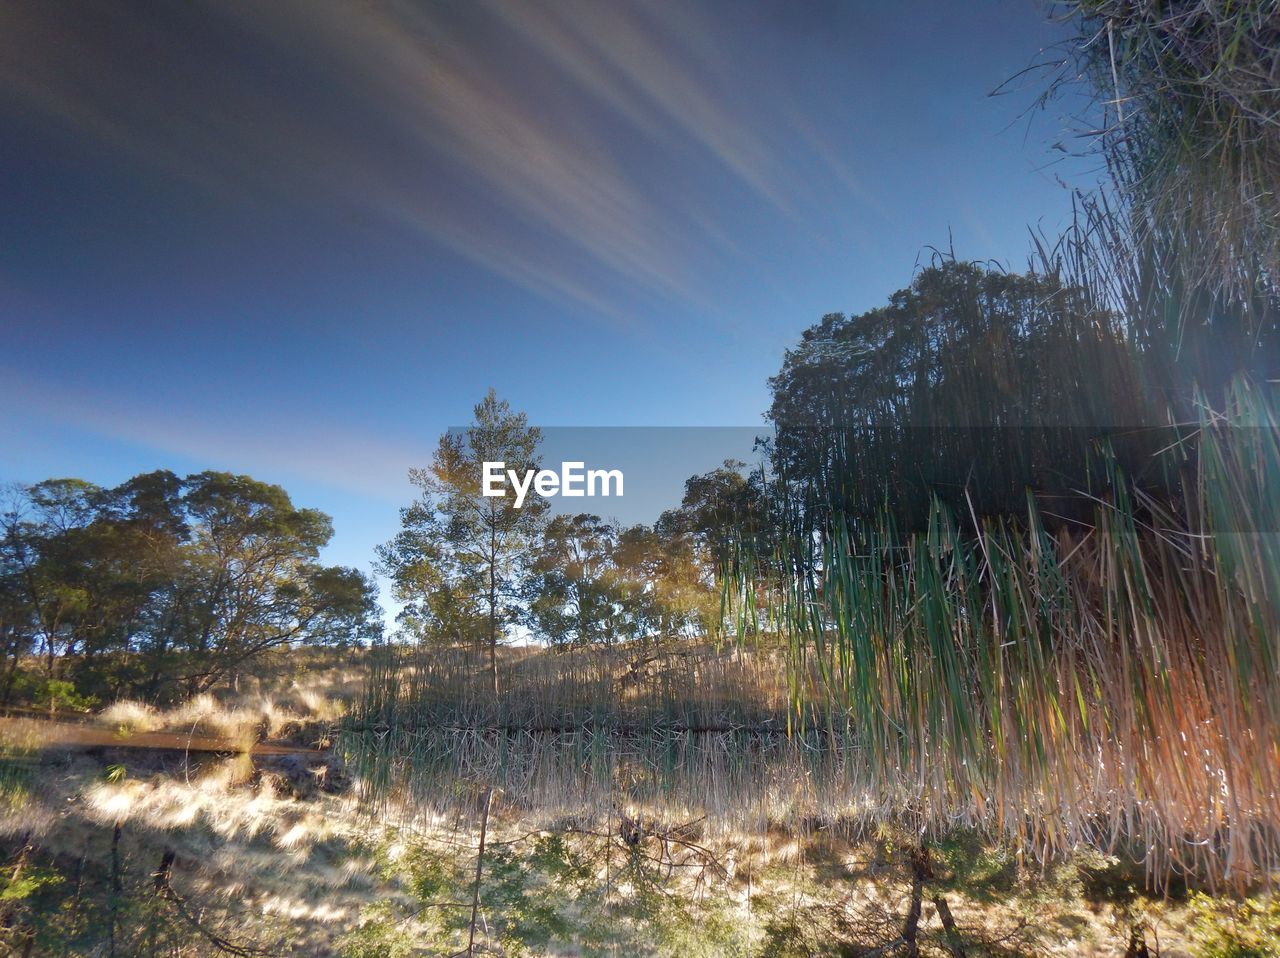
[0,471,380,704]
[0,474,189,686]
[527,513,619,649]
[0,479,103,680]
[161,471,381,694]
[381,391,547,691]
[766,261,1152,533]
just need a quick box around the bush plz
[1187,894,1280,958]
[9,673,98,712]
[338,902,416,958]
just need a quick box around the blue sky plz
[0,0,1096,590]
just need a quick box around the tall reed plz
[725,377,1280,886]
[341,643,870,833]
[1046,1,1279,390]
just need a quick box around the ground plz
[0,648,1272,957]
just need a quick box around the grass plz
[2,647,1273,955]
[341,642,854,832]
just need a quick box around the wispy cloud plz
[0,0,808,322]
[0,367,424,502]
[482,0,793,210]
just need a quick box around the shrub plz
[1187,894,1280,958]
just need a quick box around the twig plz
[153,847,274,957]
[466,786,494,957]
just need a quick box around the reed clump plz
[340,643,890,833]
[1061,1,1280,301]
[1041,1,1280,396]
[726,377,1280,888]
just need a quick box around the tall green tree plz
[527,513,619,649]
[380,391,546,691]
[0,471,380,704]
[766,261,1152,532]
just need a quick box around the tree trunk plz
[0,649,20,706]
[466,787,494,957]
[902,846,929,958]
[153,847,175,895]
[1124,927,1150,958]
[933,895,967,958]
[107,822,123,958]
[489,517,499,695]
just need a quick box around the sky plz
[0,0,1098,595]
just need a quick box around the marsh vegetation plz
[3,1,1280,955]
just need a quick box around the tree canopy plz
[766,260,1157,531]
[0,470,380,705]
[378,390,548,691]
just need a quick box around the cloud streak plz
[0,367,426,502]
[0,0,816,322]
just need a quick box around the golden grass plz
[2,674,1262,956]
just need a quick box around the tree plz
[766,261,1153,532]
[163,472,371,693]
[376,499,487,651]
[527,514,619,649]
[669,460,769,572]
[380,391,547,691]
[610,519,715,650]
[0,471,381,704]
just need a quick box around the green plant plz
[11,675,99,712]
[723,377,1280,887]
[338,902,416,958]
[0,865,62,903]
[930,830,1018,902]
[1187,893,1280,958]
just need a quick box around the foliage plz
[0,865,62,903]
[528,513,625,648]
[928,829,1018,902]
[378,390,546,691]
[9,675,99,712]
[0,471,381,705]
[1186,893,1280,958]
[526,509,720,651]
[667,460,771,573]
[339,902,417,958]
[766,259,1157,533]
